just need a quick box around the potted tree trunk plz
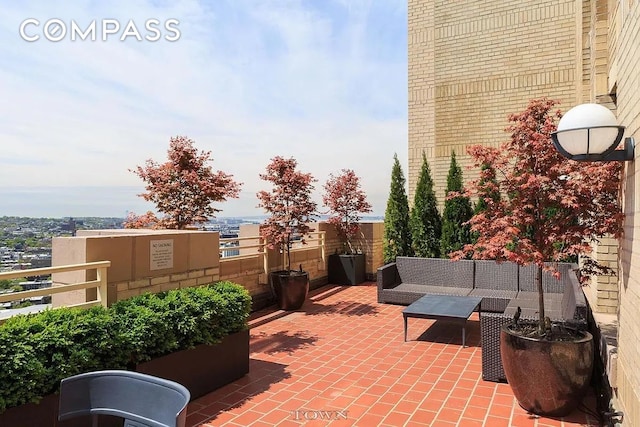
[453,98,623,416]
[257,156,317,310]
[323,169,372,285]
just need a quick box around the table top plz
[402,294,482,319]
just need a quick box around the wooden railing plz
[0,261,111,311]
[219,232,326,273]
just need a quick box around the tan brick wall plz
[409,0,578,206]
[318,221,386,277]
[359,222,386,275]
[584,237,619,314]
[51,222,388,311]
[113,267,220,301]
[219,256,267,297]
[613,0,640,423]
[410,0,640,421]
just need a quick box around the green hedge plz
[0,281,251,413]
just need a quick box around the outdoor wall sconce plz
[551,103,635,162]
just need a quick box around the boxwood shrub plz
[0,281,251,413]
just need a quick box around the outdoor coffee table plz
[402,295,482,347]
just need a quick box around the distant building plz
[18,280,52,291]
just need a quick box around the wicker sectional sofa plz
[377,257,476,304]
[377,256,588,382]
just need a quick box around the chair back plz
[58,370,190,427]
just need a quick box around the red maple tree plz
[123,211,159,229]
[257,157,317,272]
[127,136,241,229]
[452,98,624,334]
[323,169,372,254]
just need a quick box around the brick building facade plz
[408,0,640,422]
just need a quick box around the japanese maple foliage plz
[452,98,623,334]
[323,169,372,254]
[257,156,317,273]
[129,136,241,229]
[122,211,159,229]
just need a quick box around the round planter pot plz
[270,270,309,310]
[500,324,594,417]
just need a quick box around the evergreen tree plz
[440,151,473,257]
[472,163,500,243]
[383,154,412,263]
[409,152,441,257]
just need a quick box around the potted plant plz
[323,169,372,285]
[126,135,241,229]
[453,98,623,416]
[257,156,317,310]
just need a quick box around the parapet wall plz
[51,222,386,311]
[52,229,219,306]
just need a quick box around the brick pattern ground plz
[186,283,599,427]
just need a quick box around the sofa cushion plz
[396,257,474,289]
[470,288,519,313]
[474,260,519,290]
[393,283,472,297]
[504,292,564,321]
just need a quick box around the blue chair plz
[58,370,190,427]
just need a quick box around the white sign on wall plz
[150,239,174,270]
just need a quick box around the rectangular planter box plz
[0,329,250,426]
[137,329,250,400]
[328,253,366,285]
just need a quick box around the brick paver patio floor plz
[186,283,600,426]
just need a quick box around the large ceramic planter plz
[0,330,250,426]
[270,270,309,310]
[500,324,594,416]
[328,253,366,285]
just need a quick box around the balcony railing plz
[219,232,326,273]
[0,261,111,316]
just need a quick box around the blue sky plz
[0,0,407,218]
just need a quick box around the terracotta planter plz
[0,330,250,425]
[500,324,594,416]
[270,270,309,310]
[328,254,366,285]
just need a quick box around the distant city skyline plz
[0,186,389,219]
[0,1,407,219]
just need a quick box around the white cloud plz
[0,0,407,217]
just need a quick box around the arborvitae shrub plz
[440,151,473,257]
[410,152,441,258]
[383,154,412,263]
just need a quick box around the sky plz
[0,0,408,218]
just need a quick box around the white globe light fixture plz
[551,103,634,161]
